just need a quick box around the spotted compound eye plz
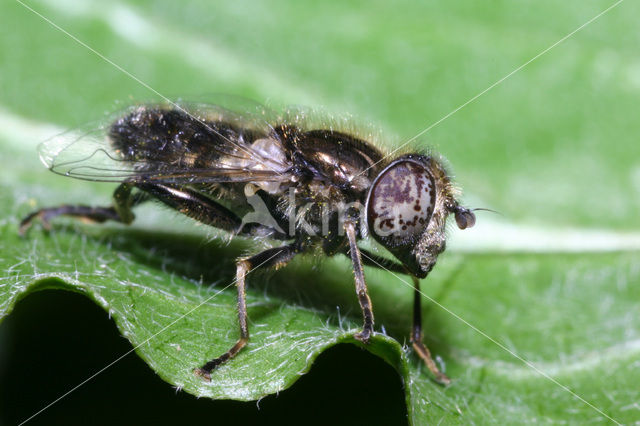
[366,159,435,246]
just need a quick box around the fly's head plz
[364,154,475,278]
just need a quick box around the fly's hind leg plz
[19,183,145,235]
[194,243,301,381]
[20,182,281,237]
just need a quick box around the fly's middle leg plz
[194,243,300,381]
[193,260,251,381]
[344,220,374,344]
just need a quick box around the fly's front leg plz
[19,183,144,234]
[344,220,374,344]
[411,277,450,385]
[194,243,301,381]
[357,248,407,274]
[352,246,451,385]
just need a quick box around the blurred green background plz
[1,0,639,424]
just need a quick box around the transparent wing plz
[38,102,293,184]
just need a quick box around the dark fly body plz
[20,102,476,384]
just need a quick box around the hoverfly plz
[19,101,476,385]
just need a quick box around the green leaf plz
[2,0,640,424]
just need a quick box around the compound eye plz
[366,160,436,245]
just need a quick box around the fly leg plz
[21,182,285,238]
[194,243,301,381]
[343,220,374,344]
[352,248,451,385]
[357,248,407,274]
[133,183,242,233]
[133,183,287,238]
[411,277,450,385]
[19,183,145,235]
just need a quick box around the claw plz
[193,368,212,382]
[411,341,451,386]
[18,210,49,236]
[434,371,451,386]
[354,330,372,344]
